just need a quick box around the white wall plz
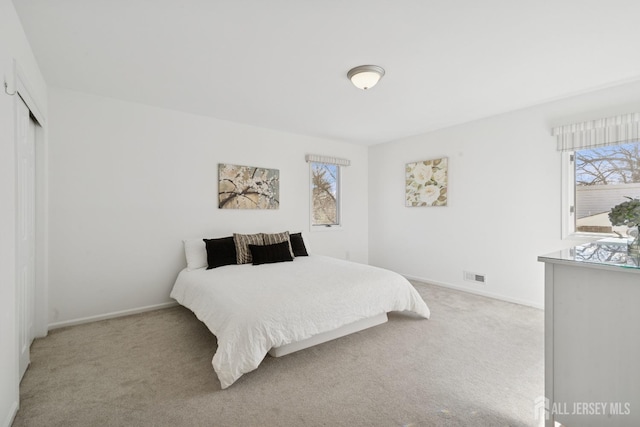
[0,0,47,425]
[47,87,368,326]
[369,79,640,308]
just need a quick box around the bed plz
[170,253,430,389]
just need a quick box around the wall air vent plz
[464,271,486,284]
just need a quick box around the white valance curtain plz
[552,113,640,151]
[305,154,351,167]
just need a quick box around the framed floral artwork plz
[405,157,448,207]
[218,163,280,209]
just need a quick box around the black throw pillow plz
[203,237,237,269]
[289,232,309,257]
[249,241,294,265]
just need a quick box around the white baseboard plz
[3,400,18,427]
[48,301,179,330]
[403,274,544,310]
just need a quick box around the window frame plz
[309,161,342,231]
[561,149,632,240]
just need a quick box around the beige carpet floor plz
[13,281,544,427]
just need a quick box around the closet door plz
[16,96,36,380]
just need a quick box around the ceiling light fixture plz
[347,65,385,90]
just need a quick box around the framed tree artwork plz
[218,163,280,209]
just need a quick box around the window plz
[568,142,640,236]
[310,162,340,227]
[305,154,350,230]
[555,113,640,238]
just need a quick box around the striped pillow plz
[261,231,294,258]
[233,233,264,264]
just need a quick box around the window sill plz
[564,231,629,242]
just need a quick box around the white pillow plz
[183,239,207,270]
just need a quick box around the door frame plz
[8,59,48,339]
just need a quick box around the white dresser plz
[539,243,640,427]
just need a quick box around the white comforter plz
[170,255,430,388]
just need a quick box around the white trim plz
[48,301,178,330]
[403,274,544,310]
[561,150,613,241]
[561,151,575,239]
[33,121,48,338]
[2,401,18,427]
[5,59,46,126]
[9,58,49,338]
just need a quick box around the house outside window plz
[572,142,640,236]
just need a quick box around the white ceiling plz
[13,0,640,145]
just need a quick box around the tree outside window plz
[574,142,640,234]
[311,162,339,226]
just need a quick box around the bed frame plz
[268,312,388,357]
